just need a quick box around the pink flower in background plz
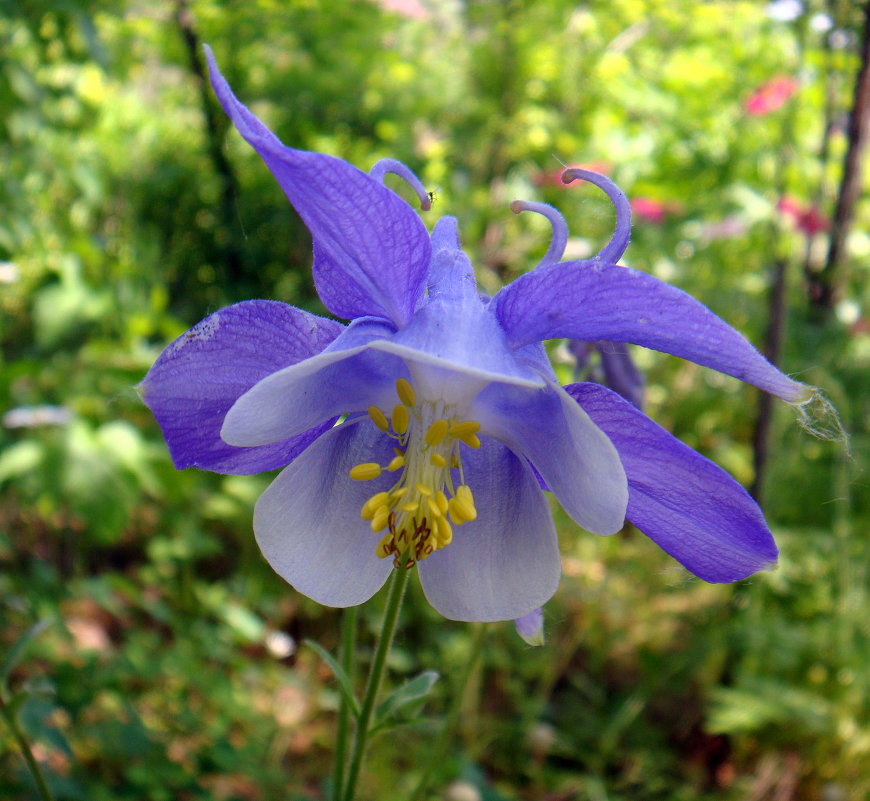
[373,0,429,19]
[631,196,682,225]
[745,76,799,116]
[777,196,830,235]
[631,197,667,224]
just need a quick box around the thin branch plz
[811,2,870,309]
[175,0,244,286]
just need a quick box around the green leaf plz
[0,620,52,689]
[302,639,360,719]
[372,670,439,732]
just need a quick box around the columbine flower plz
[141,48,817,623]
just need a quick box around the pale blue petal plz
[254,420,394,606]
[472,381,627,535]
[417,438,560,621]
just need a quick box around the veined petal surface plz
[493,260,805,401]
[568,383,778,582]
[472,381,627,535]
[140,300,341,474]
[206,47,430,326]
[254,421,394,607]
[417,437,561,621]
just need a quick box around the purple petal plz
[417,438,560,621]
[472,380,627,535]
[597,341,645,409]
[254,420,394,606]
[493,261,806,401]
[514,608,545,646]
[140,301,342,474]
[567,383,778,582]
[430,215,460,255]
[205,47,430,327]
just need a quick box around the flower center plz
[349,377,480,568]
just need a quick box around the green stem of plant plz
[0,694,54,801]
[342,567,410,801]
[331,605,359,801]
[408,622,488,801]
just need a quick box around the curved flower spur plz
[141,47,821,622]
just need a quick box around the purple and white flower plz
[141,47,813,622]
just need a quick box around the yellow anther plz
[401,501,420,513]
[435,490,448,516]
[387,455,405,472]
[392,404,409,434]
[449,498,472,523]
[370,507,390,532]
[430,452,447,468]
[448,420,481,437]
[350,463,382,481]
[415,483,433,497]
[390,486,408,499]
[425,419,449,447]
[426,496,443,518]
[368,405,389,431]
[456,484,473,502]
[456,432,481,449]
[395,377,416,407]
[434,516,453,546]
[361,491,390,520]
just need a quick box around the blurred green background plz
[1,0,868,799]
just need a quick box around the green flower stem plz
[331,605,359,801]
[408,623,487,801]
[342,567,410,801]
[0,694,54,801]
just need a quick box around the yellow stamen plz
[415,483,433,497]
[387,455,405,472]
[448,497,466,524]
[435,490,448,516]
[370,507,390,532]
[425,419,449,447]
[430,453,447,468]
[392,404,409,435]
[361,491,390,520]
[368,405,389,431]
[390,487,408,499]
[426,496,442,518]
[456,432,481,449]
[395,377,416,407]
[401,501,420,513]
[434,516,453,546]
[350,463,382,481]
[448,420,481,437]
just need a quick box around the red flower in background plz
[777,196,830,235]
[745,76,799,116]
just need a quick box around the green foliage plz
[2,1,868,799]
